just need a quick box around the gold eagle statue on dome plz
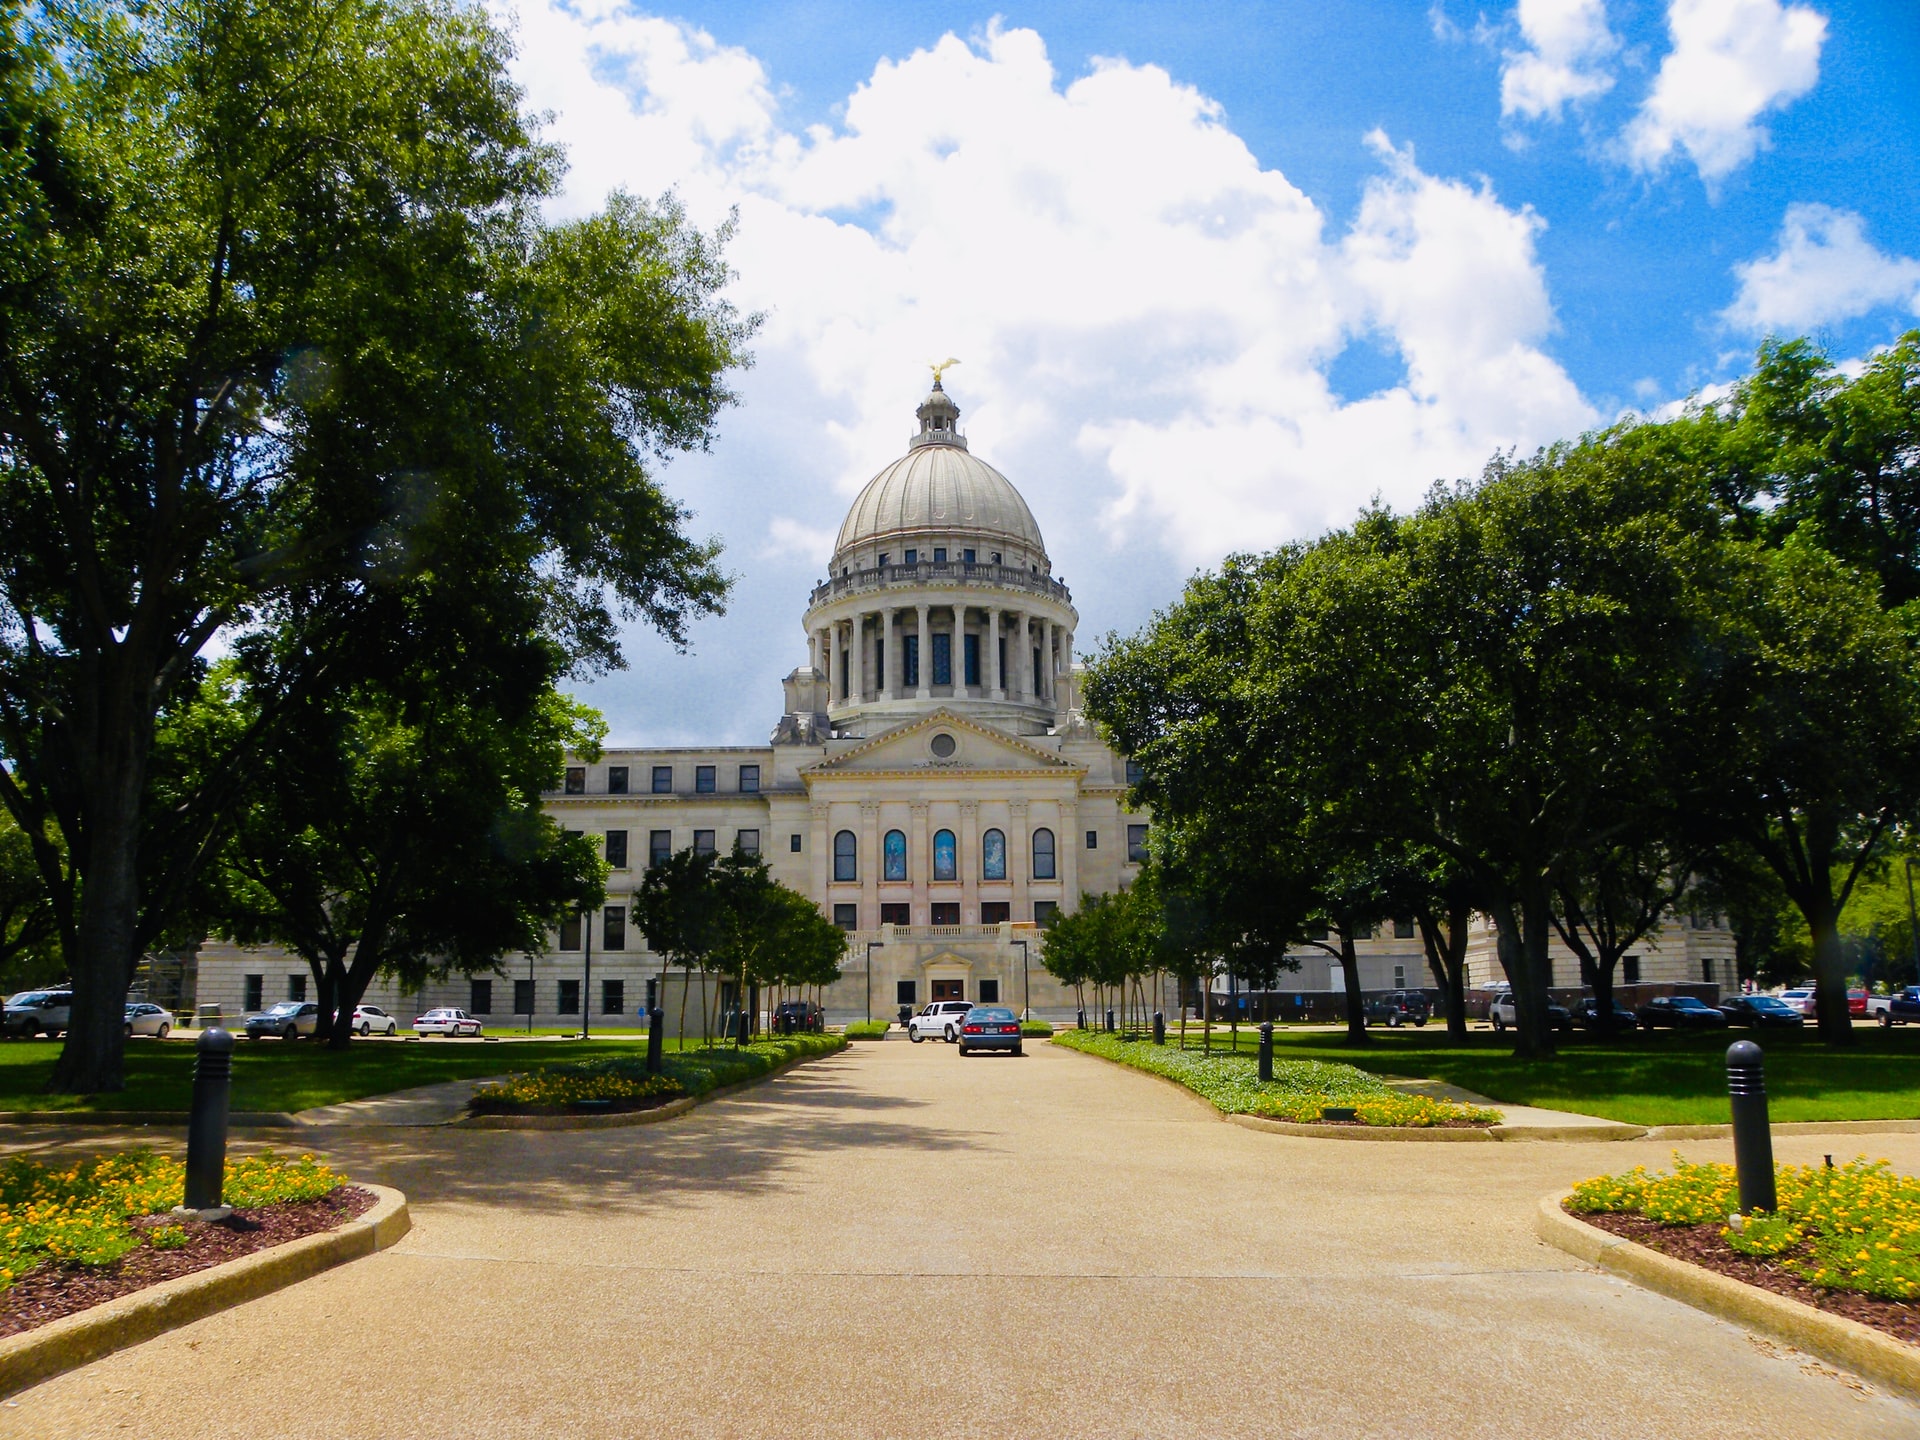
[929,357,960,385]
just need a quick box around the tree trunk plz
[1515,879,1558,1059]
[1807,905,1854,1045]
[1339,925,1368,1045]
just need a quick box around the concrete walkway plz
[4,1037,1918,1438]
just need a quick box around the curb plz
[1491,1121,1648,1143]
[447,1041,847,1131]
[0,1111,303,1129]
[1646,1119,1920,1141]
[1534,1189,1920,1401]
[0,1183,410,1400]
[1227,1112,1495,1142]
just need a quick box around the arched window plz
[883,829,907,882]
[1032,827,1056,880]
[833,830,857,883]
[933,829,957,882]
[981,829,1007,881]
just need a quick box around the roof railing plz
[809,560,1071,609]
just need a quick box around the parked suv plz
[907,1000,975,1044]
[245,1000,320,1040]
[1362,991,1431,1028]
[1488,992,1572,1033]
[773,1000,824,1033]
[3,989,71,1039]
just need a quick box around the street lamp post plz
[525,949,534,1035]
[1013,940,1029,1019]
[865,941,883,1023]
[582,909,593,1041]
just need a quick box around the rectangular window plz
[602,979,624,1017]
[649,830,672,868]
[514,978,534,1015]
[1034,900,1059,926]
[932,632,952,685]
[896,979,917,1005]
[470,979,493,1015]
[557,979,580,1015]
[1392,965,1406,990]
[981,901,1010,924]
[878,553,889,568]
[1125,759,1145,786]
[559,915,582,951]
[1622,955,1641,986]
[693,829,716,856]
[738,764,760,793]
[604,830,628,869]
[651,765,673,794]
[1702,958,1714,984]
[931,902,960,925]
[963,548,976,565]
[789,833,803,853]
[645,977,657,1012]
[979,979,1000,1003]
[603,905,626,951]
[695,764,716,793]
[904,634,920,687]
[880,902,911,926]
[933,546,947,563]
[874,639,884,689]
[244,974,263,1012]
[964,633,980,686]
[736,829,761,856]
[1126,824,1149,864]
[607,765,629,794]
[1393,917,1415,939]
[1085,829,1098,849]
[564,766,586,794]
[997,636,1006,687]
[904,548,917,565]
[833,903,858,930]
[288,974,307,1002]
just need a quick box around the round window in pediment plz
[929,732,957,759]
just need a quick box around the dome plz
[832,381,1048,561]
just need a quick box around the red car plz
[1850,989,1869,1017]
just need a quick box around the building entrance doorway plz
[931,979,965,1002]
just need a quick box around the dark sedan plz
[1720,994,1806,1029]
[1636,995,1729,1030]
[1572,998,1639,1031]
[957,1005,1024,1057]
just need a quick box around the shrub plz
[1568,1155,1920,1300]
[1020,1020,1054,1037]
[843,1020,890,1039]
[468,1034,847,1114]
[0,1149,345,1289]
[470,1069,683,1112]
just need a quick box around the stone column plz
[910,801,931,927]
[1009,800,1031,922]
[916,605,932,700]
[851,612,866,702]
[1039,617,1053,703]
[1010,612,1027,700]
[825,625,838,704]
[1060,798,1079,913]
[959,800,980,925]
[952,604,969,700]
[810,802,830,911]
[988,609,1003,699]
[881,608,896,699]
[859,800,880,932]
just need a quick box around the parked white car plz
[124,1002,172,1038]
[1777,988,1816,1016]
[907,1000,975,1044]
[414,1007,483,1037]
[352,1004,398,1036]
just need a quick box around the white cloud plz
[1724,203,1920,333]
[502,5,1596,569]
[1622,0,1826,184]
[760,516,838,563]
[1500,0,1618,122]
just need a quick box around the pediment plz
[806,709,1080,778]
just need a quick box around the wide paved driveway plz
[6,1039,1918,1438]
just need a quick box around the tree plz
[633,847,726,1044]
[1550,841,1698,1037]
[707,850,842,1043]
[207,675,606,1047]
[0,810,58,989]
[0,0,746,1090]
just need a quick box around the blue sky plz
[498,0,1920,743]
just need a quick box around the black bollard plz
[734,1009,750,1046]
[1727,1040,1777,1214]
[646,1007,664,1075]
[1258,1022,1274,1082]
[183,1026,235,1212]
[1076,1008,1086,1030]
[1153,1010,1166,1045]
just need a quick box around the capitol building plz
[191,376,1737,1029]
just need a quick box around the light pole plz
[1013,940,1030,1019]
[582,908,593,1041]
[525,949,534,1035]
[865,941,883,1022]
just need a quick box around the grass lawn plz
[0,1034,755,1115]
[1218,1025,1920,1126]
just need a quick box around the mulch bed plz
[0,1185,377,1340]
[467,1093,681,1118]
[1577,1208,1920,1347]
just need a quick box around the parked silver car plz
[124,1002,173,1038]
[245,1000,320,1039]
[3,989,71,1039]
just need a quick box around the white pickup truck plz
[907,1000,974,1044]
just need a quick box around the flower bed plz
[1569,1156,1920,1302]
[0,1150,348,1298]
[466,1033,846,1117]
[1051,1029,1499,1127]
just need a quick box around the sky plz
[491,0,1920,744]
